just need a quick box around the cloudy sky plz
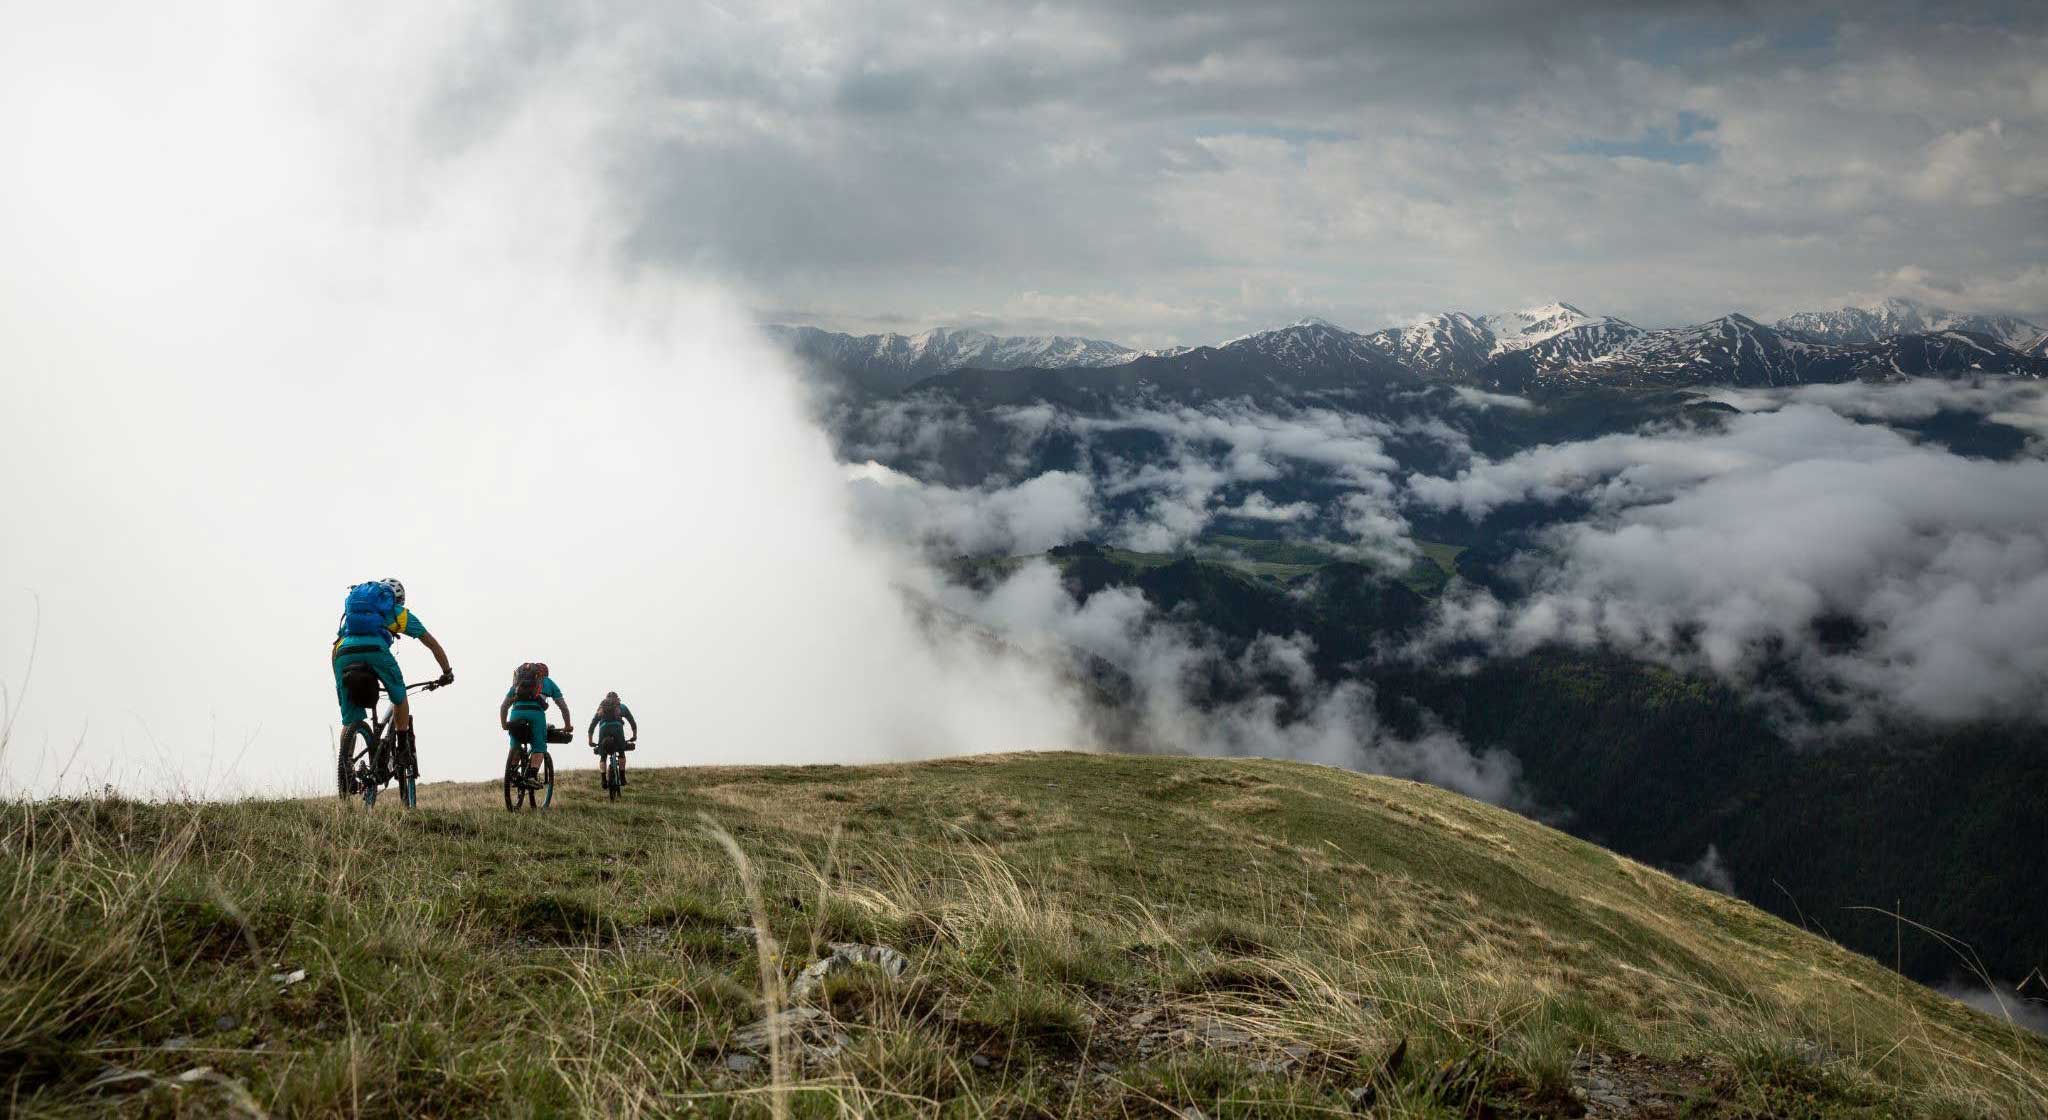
[459,0,2048,345]
[2,1,2045,797]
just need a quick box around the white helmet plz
[379,577,406,606]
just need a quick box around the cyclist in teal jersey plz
[500,663,570,786]
[331,578,453,748]
[588,691,638,784]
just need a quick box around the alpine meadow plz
[3,2,2046,1117]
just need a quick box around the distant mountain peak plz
[1481,302,1637,357]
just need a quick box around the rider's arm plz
[418,631,452,680]
[586,710,600,742]
[623,706,637,738]
[498,695,513,730]
[554,694,572,730]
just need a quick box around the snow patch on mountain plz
[1363,312,1495,378]
[1483,302,1631,354]
[1566,314,1822,387]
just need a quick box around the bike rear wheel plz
[503,747,526,811]
[336,723,372,801]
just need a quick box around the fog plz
[0,4,1087,795]
[939,563,1525,806]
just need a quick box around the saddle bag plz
[340,663,381,709]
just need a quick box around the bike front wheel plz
[606,755,621,801]
[394,736,418,809]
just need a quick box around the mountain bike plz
[335,678,442,809]
[596,737,635,802]
[503,728,559,811]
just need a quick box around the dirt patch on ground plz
[696,781,867,833]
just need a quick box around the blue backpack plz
[340,582,399,638]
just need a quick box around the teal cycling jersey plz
[588,703,635,734]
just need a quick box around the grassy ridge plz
[4,752,2044,1117]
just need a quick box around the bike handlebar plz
[405,680,444,693]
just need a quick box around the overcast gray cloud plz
[415,1,2048,344]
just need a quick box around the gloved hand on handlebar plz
[435,669,455,687]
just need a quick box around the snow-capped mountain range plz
[765,325,1150,396]
[1218,317,1404,373]
[1360,303,1651,378]
[768,298,2047,392]
[1774,297,2042,349]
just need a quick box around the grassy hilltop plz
[4,752,2044,1118]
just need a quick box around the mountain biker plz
[587,691,638,784]
[500,663,570,787]
[331,578,453,755]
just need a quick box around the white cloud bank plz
[1416,401,2048,725]
[845,462,1096,556]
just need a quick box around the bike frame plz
[504,726,557,810]
[342,679,441,809]
[596,739,633,800]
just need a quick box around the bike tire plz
[365,733,391,808]
[396,737,419,809]
[607,756,620,801]
[503,748,523,812]
[538,754,555,809]
[337,723,372,801]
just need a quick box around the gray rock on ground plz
[788,942,909,1002]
